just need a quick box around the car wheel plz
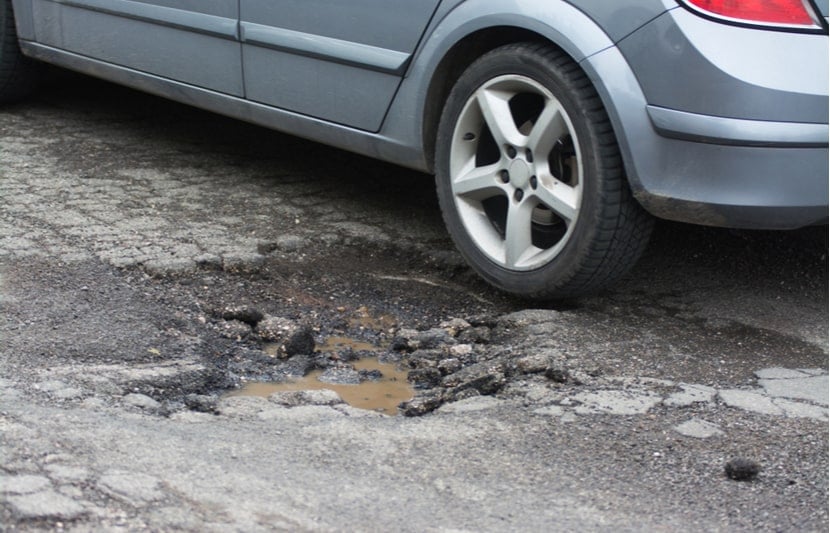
[435,43,653,299]
[0,0,39,104]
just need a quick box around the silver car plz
[2,0,827,298]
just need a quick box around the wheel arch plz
[403,0,617,173]
[420,26,545,172]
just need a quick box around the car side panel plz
[240,0,441,132]
[29,0,243,96]
[10,0,35,39]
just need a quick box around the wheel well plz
[422,27,561,172]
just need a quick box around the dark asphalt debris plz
[219,306,264,327]
[724,458,761,481]
[284,325,316,357]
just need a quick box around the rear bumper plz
[631,140,828,229]
[646,106,828,148]
[584,8,828,230]
[640,107,828,230]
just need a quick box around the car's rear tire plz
[435,43,653,299]
[0,0,39,104]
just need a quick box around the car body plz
[4,0,828,297]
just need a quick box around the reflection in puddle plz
[233,335,413,416]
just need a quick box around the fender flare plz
[381,0,620,171]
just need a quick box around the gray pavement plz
[0,76,827,531]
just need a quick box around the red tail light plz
[681,0,821,28]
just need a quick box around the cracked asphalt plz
[0,74,827,531]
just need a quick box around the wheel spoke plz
[504,200,536,268]
[526,100,568,156]
[453,161,503,200]
[476,88,524,148]
[533,176,579,223]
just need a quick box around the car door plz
[30,0,243,96]
[240,0,441,132]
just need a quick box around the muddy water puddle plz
[232,335,413,416]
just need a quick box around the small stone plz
[446,388,481,403]
[405,350,443,369]
[545,367,569,383]
[283,325,315,357]
[442,362,506,396]
[516,354,550,374]
[724,458,761,481]
[216,319,252,340]
[457,326,492,344]
[399,392,445,417]
[257,316,298,343]
[437,358,462,375]
[449,344,473,357]
[407,367,443,389]
[318,366,361,385]
[184,394,218,413]
[439,318,471,336]
[269,389,344,407]
[393,328,456,352]
[390,331,418,352]
[219,306,264,326]
[123,393,161,410]
[359,369,383,381]
[418,328,457,348]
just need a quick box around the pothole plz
[228,335,414,416]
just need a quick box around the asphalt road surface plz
[0,74,827,532]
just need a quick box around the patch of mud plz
[229,358,412,416]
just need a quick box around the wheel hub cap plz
[508,159,531,190]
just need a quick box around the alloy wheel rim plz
[449,75,583,271]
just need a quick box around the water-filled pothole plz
[229,335,413,416]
